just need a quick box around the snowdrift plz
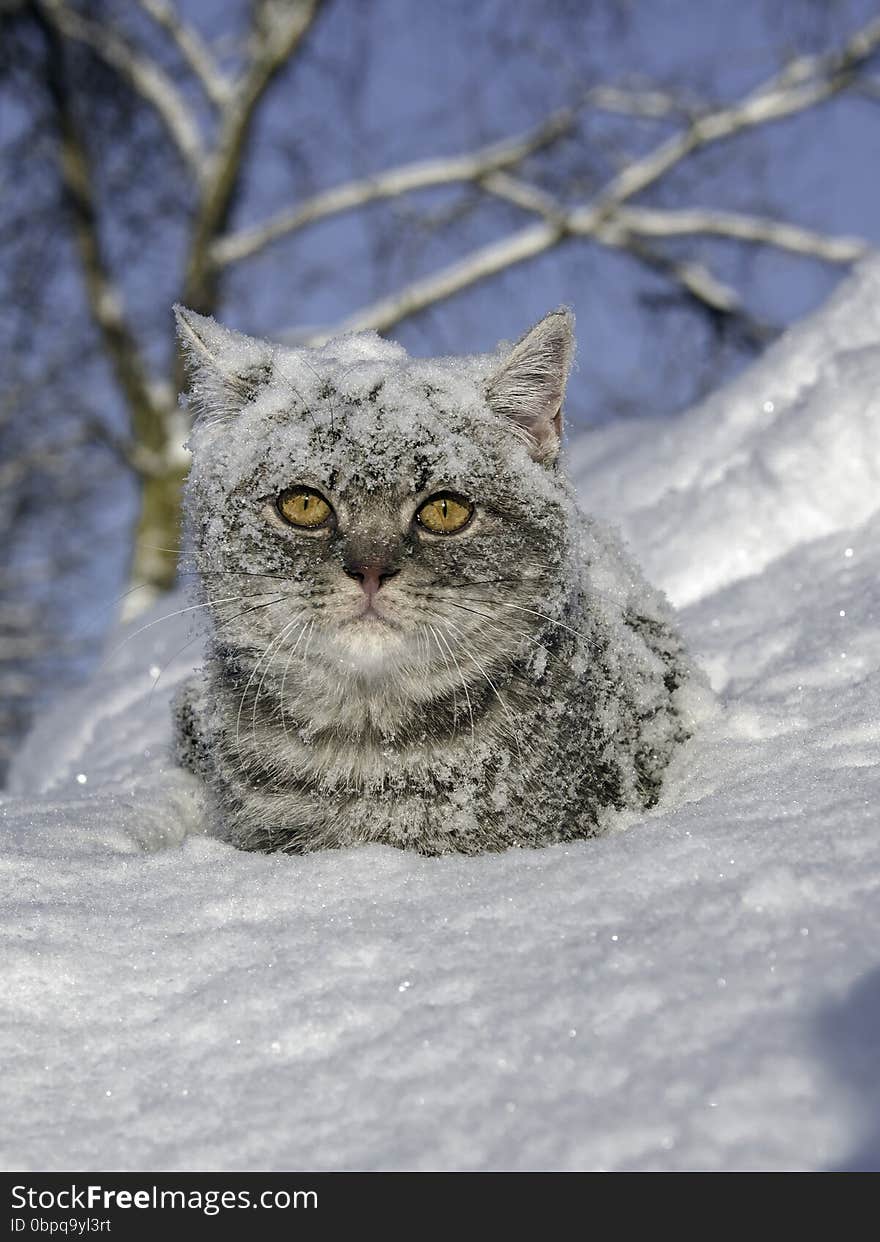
[3,260,880,1172]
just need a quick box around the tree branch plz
[607,236,775,347]
[81,417,167,479]
[317,16,880,339]
[180,0,325,310]
[37,0,205,182]
[570,15,880,235]
[312,220,563,340]
[315,203,754,343]
[211,108,576,268]
[137,0,231,109]
[614,206,871,263]
[213,84,715,272]
[583,83,702,120]
[36,9,173,463]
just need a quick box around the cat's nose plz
[343,561,400,598]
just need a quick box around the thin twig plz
[211,108,576,268]
[137,0,231,109]
[37,0,205,181]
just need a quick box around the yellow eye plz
[277,487,333,529]
[416,493,474,535]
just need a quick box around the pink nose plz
[343,562,400,600]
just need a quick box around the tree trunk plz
[129,464,189,604]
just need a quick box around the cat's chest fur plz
[175,643,571,854]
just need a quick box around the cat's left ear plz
[173,305,274,422]
[485,308,574,464]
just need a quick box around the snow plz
[4,260,880,1172]
[568,260,880,606]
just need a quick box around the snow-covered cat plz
[172,306,702,854]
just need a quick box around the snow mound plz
[4,261,880,1171]
[569,256,880,605]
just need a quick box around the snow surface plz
[4,260,880,1172]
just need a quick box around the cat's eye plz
[416,493,474,535]
[277,487,334,529]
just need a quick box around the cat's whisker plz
[103,592,282,667]
[183,553,306,589]
[147,596,288,701]
[78,568,233,637]
[198,568,295,582]
[235,622,291,761]
[280,621,311,739]
[425,623,459,730]
[137,546,290,582]
[82,567,297,644]
[431,625,474,743]
[273,621,316,734]
[297,355,340,439]
[302,617,317,662]
[433,576,535,590]
[456,596,585,642]
[152,546,294,584]
[454,575,633,619]
[251,614,306,742]
[442,620,524,760]
[444,599,586,676]
[237,625,310,764]
[278,621,312,725]
[274,367,327,451]
[461,598,614,664]
[78,579,171,638]
[133,542,193,555]
[421,627,434,676]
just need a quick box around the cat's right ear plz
[485,308,574,465]
[174,305,274,422]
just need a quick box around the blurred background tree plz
[1,0,879,779]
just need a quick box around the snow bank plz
[3,260,880,1171]
[568,257,880,605]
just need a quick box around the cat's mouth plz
[345,603,399,628]
[329,608,410,678]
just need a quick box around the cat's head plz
[175,306,576,706]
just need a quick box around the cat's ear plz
[173,305,274,422]
[485,308,574,463]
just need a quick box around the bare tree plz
[1,0,879,773]
[8,1,879,586]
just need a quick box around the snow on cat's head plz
[175,305,575,684]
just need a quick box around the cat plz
[171,305,704,855]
